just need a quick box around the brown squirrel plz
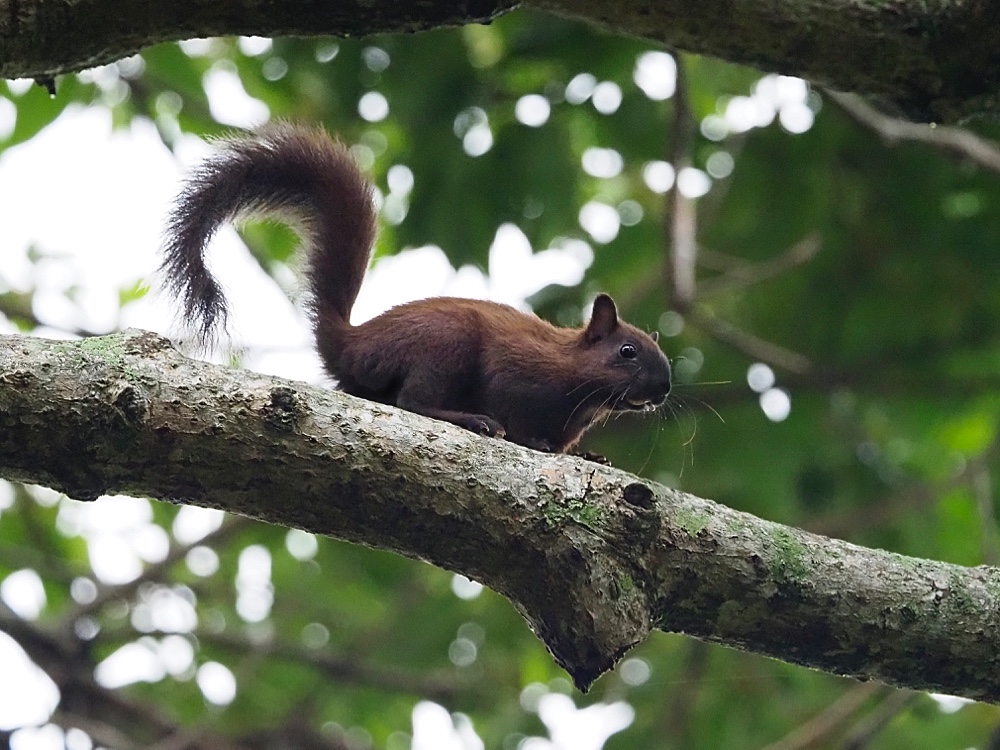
[162,124,671,453]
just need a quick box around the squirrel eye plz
[619,343,638,359]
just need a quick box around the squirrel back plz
[163,124,671,453]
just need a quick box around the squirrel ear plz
[585,293,619,342]
[650,330,659,343]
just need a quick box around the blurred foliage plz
[4,5,1000,749]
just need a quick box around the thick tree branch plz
[535,0,1000,123]
[3,330,1000,699]
[0,0,517,83]
[2,0,1000,121]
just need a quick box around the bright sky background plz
[0,56,850,748]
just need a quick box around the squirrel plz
[161,123,672,454]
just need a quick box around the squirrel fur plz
[162,124,672,453]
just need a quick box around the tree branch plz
[697,235,822,301]
[0,0,517,82]
[665,55,698,311]
[3,330,1000,700]
[3,0,1000,121]
[827,90,1000,169]
[840,689,919,749]
[64,515,252,623]
[175,628,486,705]
[687,307,815,375]
[0,601,223,749]
[762,683,885,750]
[532,0,1000,122]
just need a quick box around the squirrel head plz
[582,294,672,412]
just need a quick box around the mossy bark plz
[3,330,1000,698]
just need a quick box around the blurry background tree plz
[3,5,1000,750]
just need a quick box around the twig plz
[50,709,146,750]
[186,628,480,704]
[827,91,1000,176]
[809,444,999,539]
[839,690,918,749]
[698,234,822,299]
[0,289,103,339]
[64,515,252,623]
[661,639,711,746]
[0,601,206,748]
[665,55,698,311]
[808,479,938,540]
[974,466,1000,566]
[985,719,1000,750]
[687,307,813,375]
[761,682,885,750]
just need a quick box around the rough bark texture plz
[2,330,1000,699]
[1,0,1000,121]
[0,0,516,82]
[536,0,1000,122]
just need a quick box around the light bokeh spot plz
[359,91,390,122]
[747,363,776,393]
[197,661,237,705]
[1,569,46,620]
[578,201,620,244]
[643,161,675,194]
[633,51,676,101]
[451,574,484,600]
[760,388,792,422]
[515,94,551,127]
[592,81,623,114]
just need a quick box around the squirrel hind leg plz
[395,383,505,439]
[396,396,506,439]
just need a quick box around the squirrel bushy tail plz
[162,123,377,346]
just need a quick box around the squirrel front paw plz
[458,414,506,439]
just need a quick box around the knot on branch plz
[263,386,304,432]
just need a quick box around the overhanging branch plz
[1,0,516,82]
[3,0,1000,120]
[2,329,1000,698]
